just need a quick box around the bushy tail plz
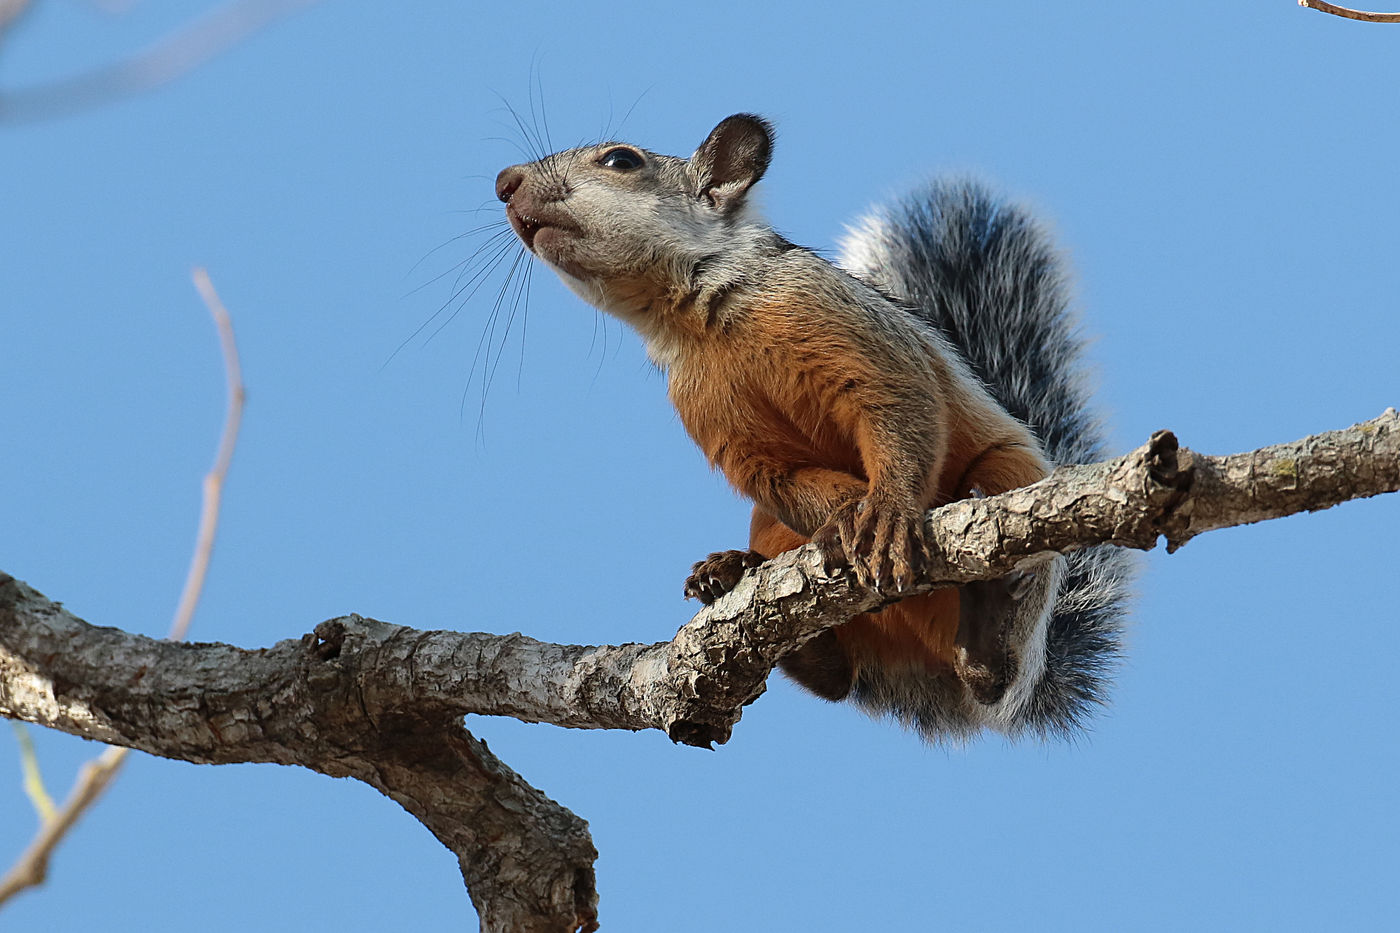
[840,180,1134,738]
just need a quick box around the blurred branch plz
[0,0,31,38]
[10,723,53,821]
[1298,0,1400,22]
[0,270,245,908]
[0,0,321,123]
[0,746,125,903]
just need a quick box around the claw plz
[684,549,766,605]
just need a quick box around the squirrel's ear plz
[689,114,773,213]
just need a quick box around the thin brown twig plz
[175,269,246,642]
[10,723,53,821]
[0,0,321,123]
[0,748,127,903]
[0,270,246,907]
[1298,0,1400,22]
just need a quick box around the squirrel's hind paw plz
[954,575,1032,705]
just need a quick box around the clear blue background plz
[3,2,1397,929]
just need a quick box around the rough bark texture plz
[2,412,1397,930]
[0,579,600,933]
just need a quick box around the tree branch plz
[0,573,600,933]
[0,268,247,908]
[1,410,1395,929]
[0,0,31,39]
[0,0,322,123]
[1299,0,1400,22]
[0,746,125,904]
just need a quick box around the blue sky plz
[3,1,1398,929]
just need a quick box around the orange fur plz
[497,121,1052,697]
[672,282,1050,680]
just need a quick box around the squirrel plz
[494,114,1131,740]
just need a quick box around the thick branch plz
[2,411,1395,928]
[0,576,598,933]
[324,410,1399,747]
[6,413,1398,750]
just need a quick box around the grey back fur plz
[840,180,1135,739]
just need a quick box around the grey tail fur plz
[839,179,1134,739]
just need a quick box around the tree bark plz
[2,411,1397,931]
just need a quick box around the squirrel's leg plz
[746,507,975,704]
[955,564,1056,705]
[716,439,932,594]
[750,507,856,701]
[681,458,864,605]
[953,444,1056,706]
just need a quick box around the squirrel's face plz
[495,114,776,329]
[495,144,692,293]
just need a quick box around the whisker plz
[481,247,532,413]
[426,239,519,345]
[411,227,514,297]
[484,131,540,164]
[614,86,651,139]
[385,211,516,368]
[445,202,511,217]
[459,266,514,435]
[530,67,553,158]
[465,247,529,440]
[466,247,526,388]
[385,245,515,370]
[591,311,609,388]
[405,221,510,283]
[495,92,546,164]
[515,261,533,392]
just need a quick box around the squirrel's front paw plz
[683,549,765,604]
[812,497,929,593]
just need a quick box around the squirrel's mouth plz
[506,204,543,250]
[506,203,576,254]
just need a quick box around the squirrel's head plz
[495,114,775,330]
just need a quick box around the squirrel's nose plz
[496,166,524,203]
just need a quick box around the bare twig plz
[10,723,53,821]
[0,747,126,903]
[176,268,246,642]
[0,0,321,123]
[0,270,246,907]
[1298,0,1400,22]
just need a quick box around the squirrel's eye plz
[598,147,644,171]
